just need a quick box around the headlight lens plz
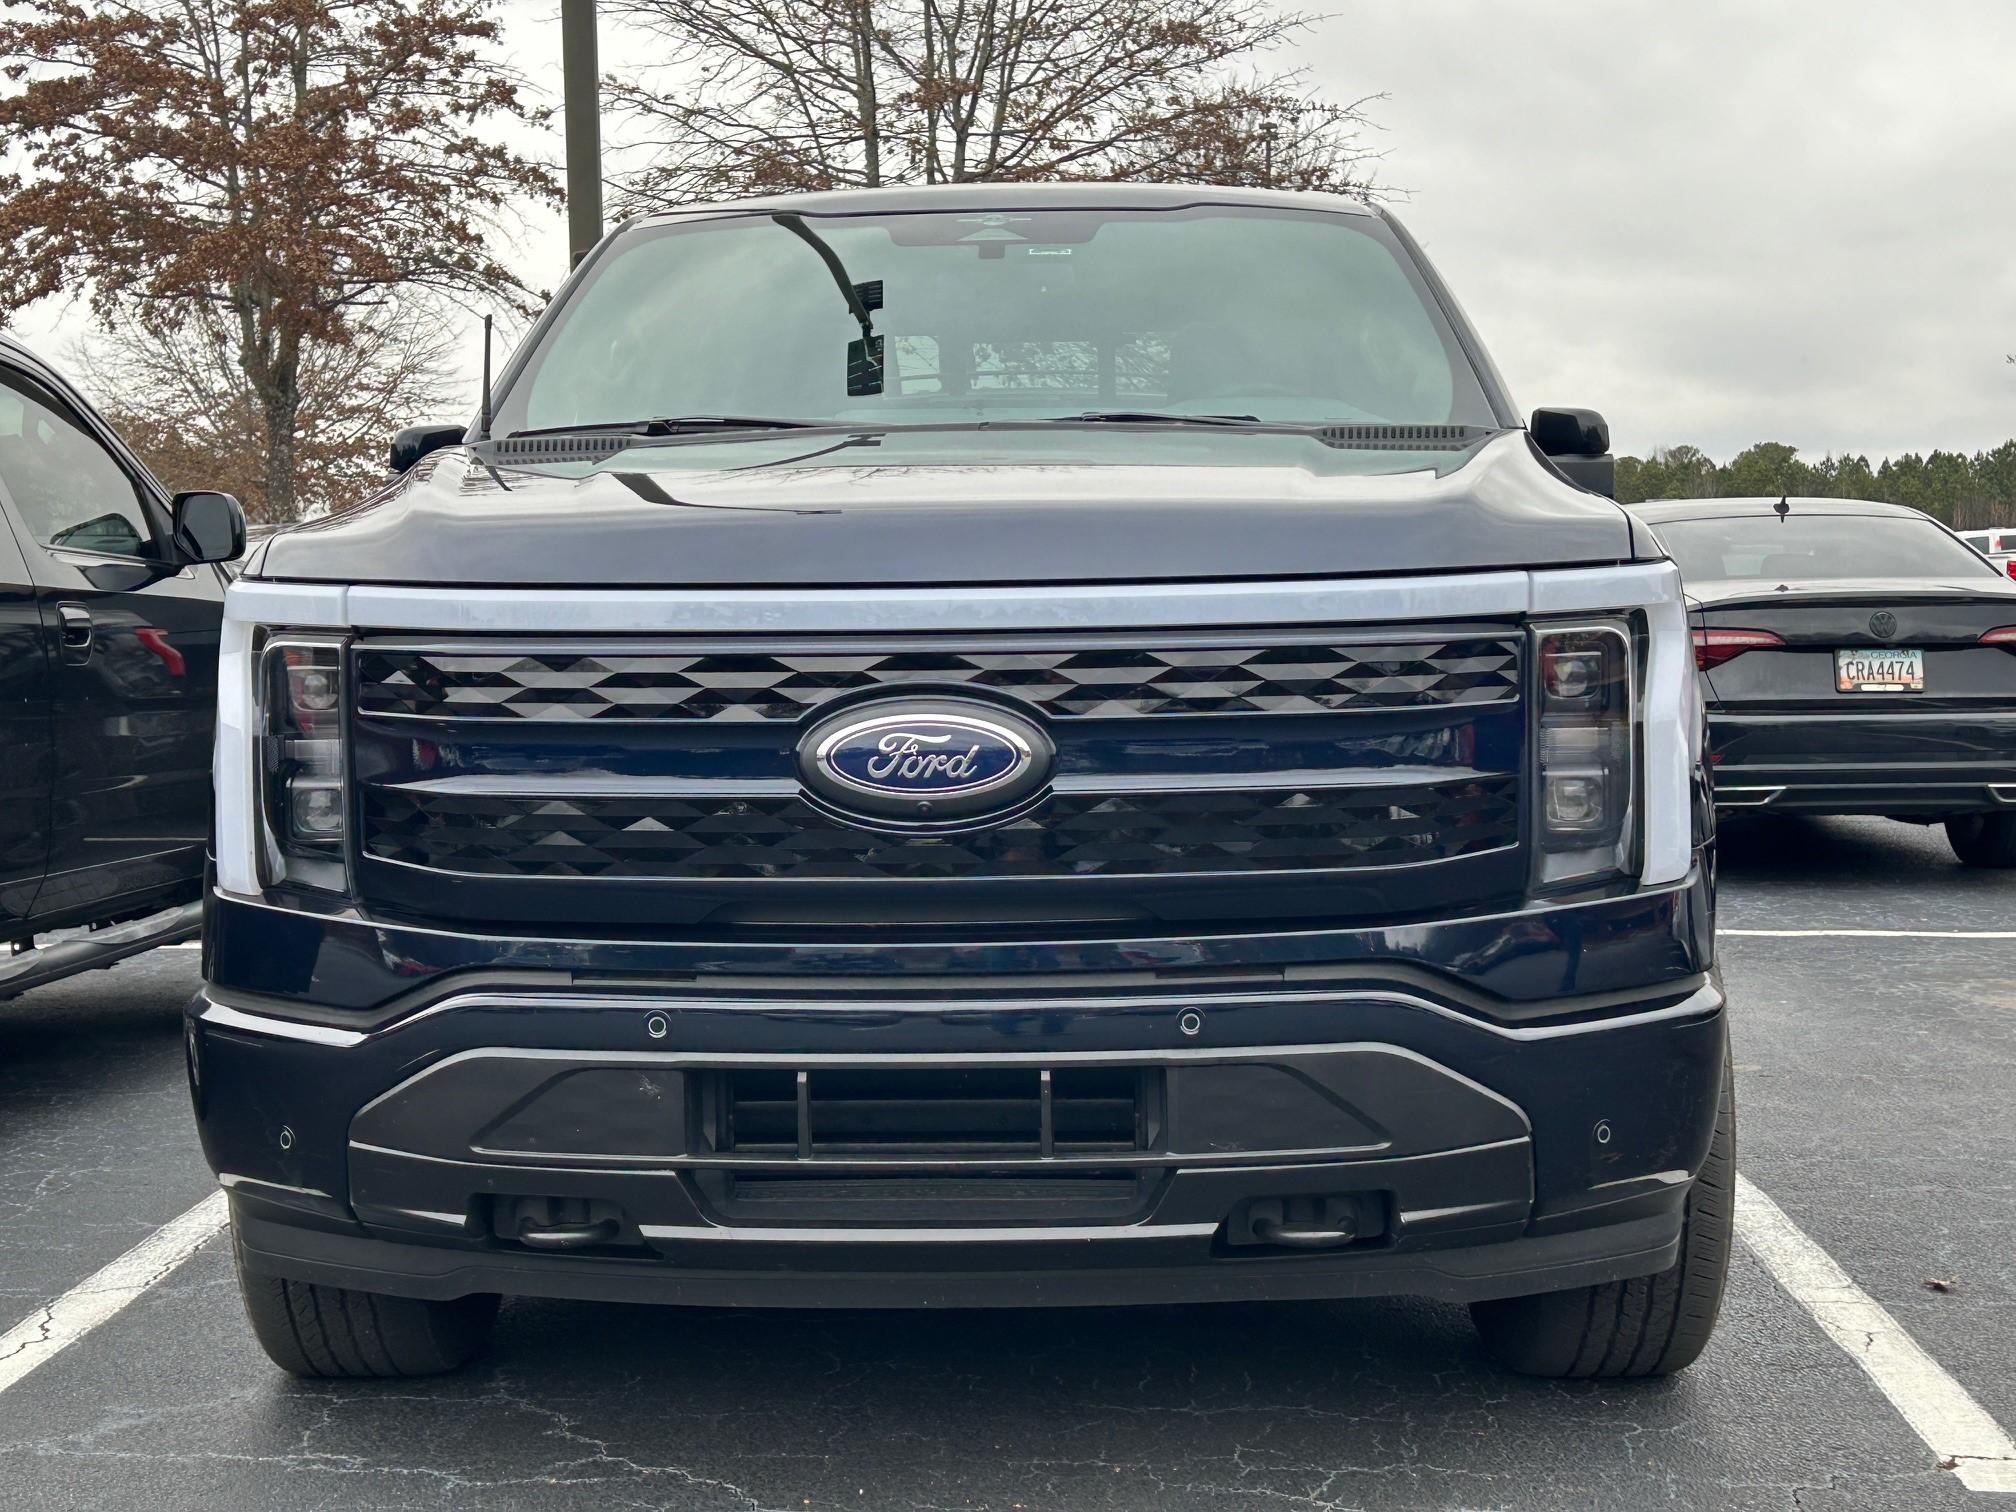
[257,632,350,892]
[1534,620,1636,886]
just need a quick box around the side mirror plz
[390,422,466,474]
[169,490,246,564]
[1530,408,1615,498]
[1531,407,1609,457]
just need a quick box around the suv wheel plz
[1469,1051,1734,1378]
[235,1249,499,1378]
[1945,812,2016,867]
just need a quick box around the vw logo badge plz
[799,701,1054,825]
[1869,611,1898,641]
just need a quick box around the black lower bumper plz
[228,1192,1686,1310]
[190,888,1726,1310]
[1710,709,2016,816]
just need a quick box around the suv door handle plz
[56,601,93,663]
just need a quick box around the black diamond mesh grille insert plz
[360,778,1519,881]
[355,639,1521,722]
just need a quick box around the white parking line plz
[4,1166,2011,1501]
[1736,1175,2016,1493]
[1725,928,2016,939]
[0,1190,228,1397]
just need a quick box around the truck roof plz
[0,330,66,387]
[636,181,1383,225]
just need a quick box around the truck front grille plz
[361,777,1519,881]
[356,638,1520,722]
[349,626,1529,930]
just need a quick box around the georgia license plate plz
[1836,648,1924,692]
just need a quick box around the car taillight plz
[1534,620,1636,887]
[1692,627,1784,670]
[256,632,349,893]
[1981,626,2016,648]
[2005,560,2016,582]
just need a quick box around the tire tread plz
[1946,814,2016,868]
[232,1234,497,1379]
[1471,1051,1735,1379]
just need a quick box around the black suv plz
[0,334,243,997]
[188,185,1731,1381]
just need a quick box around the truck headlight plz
[256,631,350,892]
[1533,620,1637,886]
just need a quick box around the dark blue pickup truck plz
[188,184,1730,1381]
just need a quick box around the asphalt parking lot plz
[2,815,2012,1511]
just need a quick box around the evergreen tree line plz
[1615,441,2016,531]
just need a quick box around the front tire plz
[234,1243,498,1378]
[1470,1052,1734,1379]
[1945,812,2016,867]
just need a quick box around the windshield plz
[494,205,1498,434]
[1654,514,2004,584]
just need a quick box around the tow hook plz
[1227,1194,1383,1251]
[495,1196,630,1251]
[1250,1214,1358,1249]
[516,1218,622,1250]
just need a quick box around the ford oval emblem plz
[798,701,1054,824]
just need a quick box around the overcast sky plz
[8,0,2014,462]
[1310,0,2016,460]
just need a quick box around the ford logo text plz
[865,731,988,784]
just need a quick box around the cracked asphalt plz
[2,815,2012,1511]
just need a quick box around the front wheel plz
[234,1239,498,1378]
[1945,812,2016,867]
[1470,1052,1734,1378]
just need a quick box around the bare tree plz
[601,0,1382,208]
[72,301,460,524]
[0,0,556,518]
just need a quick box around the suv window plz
[498,205,1497,434]
[0,376,157,558]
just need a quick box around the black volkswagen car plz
[1631,497,2016,863]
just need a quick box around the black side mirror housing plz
[1530,408,1615,498]
[390,423,467,474]
[1531,407,1609,457]
[169,490,246,564]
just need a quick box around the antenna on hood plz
[478,314,495,442]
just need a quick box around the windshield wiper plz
[508,415,818,439]
[1051,410,1262,427]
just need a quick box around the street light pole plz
[562,0,604,267]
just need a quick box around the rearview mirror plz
[1530,408,1615,498]
[170,491,246,564]
[390,422,466,474]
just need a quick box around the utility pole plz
[562,0,604,267]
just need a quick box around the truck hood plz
[251,429,1640,588]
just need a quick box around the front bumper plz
[189,877,1725,1310]
[1711,708,2016,815]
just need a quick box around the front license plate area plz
[1836,648,1924,692]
